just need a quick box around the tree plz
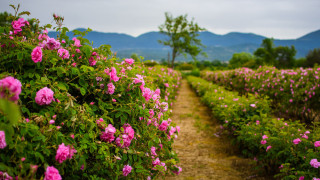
[305,48,320,67]
[275,46,296,69]
[254,38,297,69]
[254,38,276,66]
[228,52,255,69]
[158,12,206,68]
[0,11,13,27]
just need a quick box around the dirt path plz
[167,79,264,180]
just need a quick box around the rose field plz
[1,5,320,180]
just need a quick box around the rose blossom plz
[124,58,134,65]
[44,166,62,180]
[293,138,301,145]
[122,165,132,176]
[109,67,119,82]
[107,83,115,95]
[266,145,272,152]
[310,159,320,168]
[159,120,168,131]
[31,46,43,63]
[100,124,116,143]
[0,76,22,101]
[151,146,157,156]
[55,143,77,163]
[72,37,81,47]
[57,48,70,59]
[0,131,7,149]
[315,141,320,147]
[35,87,54,105]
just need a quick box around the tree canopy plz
[158,12,206,68]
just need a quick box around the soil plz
[166,79,269,180]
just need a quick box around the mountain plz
[48,29,320,61]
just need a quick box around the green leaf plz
[0,99,21,125]
[80,87,86,96]
[57,83,67,91]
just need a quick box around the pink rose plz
[159,120,168,131]
[124,58,134,65]
[261,140,267,145]
[109,67,119,82]
[57,48,70,59]
[107,83,115,95]
[35,87,54,105]
[55,143,77,163]
[0,76,22,101]
[44,166,62,180]
[72,37,82,47]
[100,124,116,143]
[151,146,157,156]
[293,138,301,145]
[315,141,320,147]
[0,131,7,149]
[122,165,132,176]
[31,46,43,63]
[266,145,272,152]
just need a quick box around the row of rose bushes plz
[187,76,320,180]
[0,9,182,179]
[201,66,320,124]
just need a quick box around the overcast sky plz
[1,0,319,39]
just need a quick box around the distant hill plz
[48,29,320,61]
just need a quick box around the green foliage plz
[254,38,297,69]
[158,12,206,68]
[305,48,320,67]
[201,66,320,124]
[0,5,182,179]
[187,76,320,179]
[228,52,256,69]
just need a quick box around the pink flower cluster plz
[55,143,77,163]
[41,37,61,50]
[72,37,81,47]
[100,124,116,143]
[107,83,115,94]
[116,124,135,148]
[293,138,301,145]
[315,141,320,147]
[159,120,169,131]
[12,18,29,34]
[124,58,134,65]
[0,131,6,149]
[152,158,167,171]
[0,171,13,180]
[310,159,320,168]
[31,46,43,63]
[122,165,132,176]
[35,87,54,105]
[0,76,22,101]
[89,52,99,66]
[108,67,119,82]
[172,165,182,175]
[44,166,62,180]
[57,48,70,59]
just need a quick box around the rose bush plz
[0,6,181,179]
[187,76,320,179]
[201,66,320,124]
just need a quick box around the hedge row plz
[201,66,320,124]
[187,76,320,180]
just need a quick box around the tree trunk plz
[167,52,170,67]
[171,49,176,69]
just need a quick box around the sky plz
[1,0,319,39]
